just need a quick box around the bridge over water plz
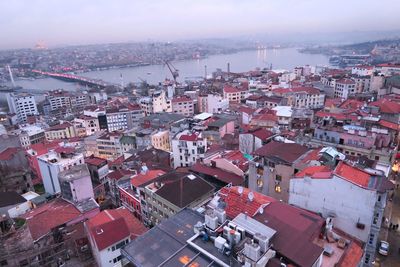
[32,70,119,89]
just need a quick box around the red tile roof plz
[254,141,309,164]
[378,119,399,131]
[171,96,193,103]
[190,163,244,185]
[337,241,364,267]
[254,202,324,267]
[295,166,332,179]
[131,170,166,187]
[334,161,370,188]
[85,156,107,166]
[48,122,72,131]
[249,128,274,140]
[86,208,147,251]
[108,169,134,181]
[54,146,75,154]
[179,133,200,141]
[337,78,355,85]
[22,198,81,241]
[0,147,19,161]
[28,141,61,156]
[369,98,400,114]
[217,186,275,219]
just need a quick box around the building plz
[289,162,394,266]
[47,89,89,113]
[334,79,356,99]
[204,117,235,141]
[74,116,100,136]
[6,93,38,123]
[223,85,249,104]
[0,191,30,218]
[151,130,170,152]
[96,132,123,160]
[249,141,311,202]
[171,96,194,117]
[106,103,143,131]
[118,169,166,221]
[140,171,214,226]
[239,128,274,154]
[85,208,147,267]
[38,147,85,195]
[45,122,76,140]
[272,87,325,109]
[85,156,109,202]
[171,130,207,168]
[18,125,45,148]
[198,94,229,114]
[58,164,94,203]
[122,186,363,267]
[0,147,33,193]
[139,90,172,115]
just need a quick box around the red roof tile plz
[249,128,274,140]
[337,241,363,267]
[85,156,107,166]
[369,98,400,114]
[217,186,275,219]
[254,141,309,164]
[22,198,81,241]
[334,161,370,188]
[295,166,332,179]
[378,119,399,131]
[179,133,200,141]
[190,163,244,185]
[86,208,147,251]
[131,170,166,187]
[48,122,72,131]
[108,169,133,181]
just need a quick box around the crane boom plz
[164,60,179,83]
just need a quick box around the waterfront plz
[0,48,329,102]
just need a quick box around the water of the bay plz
[0,48,329,103]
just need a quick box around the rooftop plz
[190,163,245,186]
[0,191,26,208]
[58,164,90,182]
[254,141,309,164]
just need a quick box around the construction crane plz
[164,60,179,83]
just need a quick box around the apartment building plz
[334,78,356,99]
[171,96,194,117]
[7,93,38,123]
[45,122,76,140]
[171,130,207,168]
[272,87,325,109]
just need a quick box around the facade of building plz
[106,104,143,132]
[151,130,170,152]
[85,208,147,267]
[272,87,325,109]
[198,94,229,114]
[45,122,76,140]
[223,85,249,103]
[289,162,394,266]
[7,93,38,123]
[96,132,123,160]
[171,96,194,117]
[18,125,46,148]
[38,148,85,194]
[58,164,94,203]
[334,79,356,99]
[171,131,207,168]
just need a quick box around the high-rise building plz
[7,93,38,123]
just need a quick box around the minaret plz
[7,65,16,88]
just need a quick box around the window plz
[113,255,122,264]
[275,175,282,182]
[368,234,374,245]
[375,156,380,160]
[257,178,263,188]
[275,183,281,193]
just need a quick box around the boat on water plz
[147,72,152,75]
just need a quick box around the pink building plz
[171,96,194,117]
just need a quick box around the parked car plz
[378,241,389,256]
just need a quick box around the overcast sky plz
[1,0,399,49]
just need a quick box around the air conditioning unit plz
[254,233,269,253]
[215,236,227,250]
[205,213,218,230]
[269,167,275,173]
[214,208,226,224]
[244,242,261,262]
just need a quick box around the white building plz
[198,94,229,114]
[289,162,393,266]
[272,106,293,128]
[6,93,38,123]
[171,130,207,168]
[17,125,46,148]
[334,79,356,99]
[38,148,84,195]
[351,65,373,76]
[85,208,146,267]
[171,96,194,117]
[106,104,143,132]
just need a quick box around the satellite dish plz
[248,191,254,202]
[258,207,264,214]
[238,186,244,195]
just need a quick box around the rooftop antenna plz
[7,65,16,88]
[248,191,254,202]
[237,186,244,196]
[204,65,207,79]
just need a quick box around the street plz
[376,179,400,267]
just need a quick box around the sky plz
[1,0,400,49]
